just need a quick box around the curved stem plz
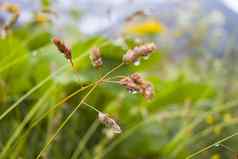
[185,132,238,159]
[171,99,238,157]
[0,39,109,121]
[98,110,195,159]
[0,55,27,73]
[83,102,101,113]
[30,83,94,128]
[35,63,124,159]
[71,120,99,159]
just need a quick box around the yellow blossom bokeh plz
[210,153,221,159]
[125,20,166,35]
[35,13,49,24]
[213,126,222,135]
[206,115,215,125]
[223,113,232,123]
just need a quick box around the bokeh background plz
[1,0,238,159]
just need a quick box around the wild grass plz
[1,2,238,159]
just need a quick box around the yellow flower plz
[206,115,215,125]
[125,20,166,35]
[223,113,232,123]
[213,126,222,135]
[35,13,48,24]
[211,153,220,159]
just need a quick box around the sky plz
[222,0,238,13]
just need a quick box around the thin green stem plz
[71,120,99,159]
[99,110,194,159]
[83,102,101,113]
[102,80,121,84]
[0,55,27,74]
[219,143,236,153]
[185,132,238,159]
[171,99,238,157]
[35,62,124,159]
[0,39,109,121]
[0,85,56,158]
[0,65,66,121]
[30,83,94,128]
[172,118,238,157]
[1,77,113,158]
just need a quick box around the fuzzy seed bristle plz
[122,43,156,64]
[98,112,121,134]
[90,47,103,68]
[120,73,154,100]
[52,37,73,66]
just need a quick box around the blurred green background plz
[1,0,238,159]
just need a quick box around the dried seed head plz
[98,112,121,134]
[125,10,146,22]
[142,83,154,99]
[2,3,20,15]
[122,43,156,64]
[119,76,142,93]
[120,73,154,100]
[139,43,156,57]
[52,37,73,66]
[90,47,103,68]
[122,49,140,64]
[130,73,145,85]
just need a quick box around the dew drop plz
[128,89,138,94]
[133,60,140,66]
[214,144,220,147]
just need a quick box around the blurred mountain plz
[204,0,238,35]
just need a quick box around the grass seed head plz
[52,37,73,66]
[98,112,121,134]
[119,76,142,93]
[90,47,103,68]
[120,73,154,99]
[122,43,156,64]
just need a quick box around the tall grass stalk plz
[36,63,124,159]
[0,85,56,158]
[0,38,108,121]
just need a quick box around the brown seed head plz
[130,73,145,85]
[120,73,154,99]
[142,83,154,99]
[52,37,73,66]
[90,47,103,68]
[122,43,156,64]
[98,112,121,134]
[139,43,156,56]
[119,76,142,93]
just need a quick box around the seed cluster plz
[52,37,73,66]
[51,39,157,134]
[98,112,121,134]
[122,43,156,64]
[90,47,103,68]
[120,73,154,99]
[0,3,20,37]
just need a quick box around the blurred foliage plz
[0,2,238,159]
